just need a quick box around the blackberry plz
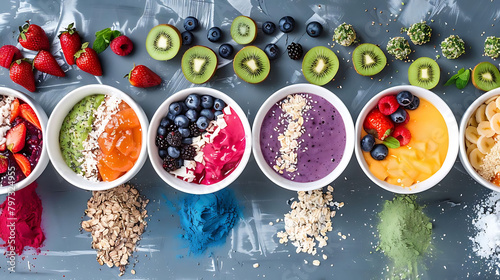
[166,131,182,147]
[165,124,178,133]
[180,145,197,160]
[188,122,202,137]
[155,135,169,149]
[162,155,180,172]
[287,42,303,60]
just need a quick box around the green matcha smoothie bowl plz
[46,84,149,191]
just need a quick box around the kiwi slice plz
[233,46,270,83]
[230,16,257,45]
[301,46,339,85]
[146,24,181,61]
[472,62,500,91]
[408,57,440,89]
[352,43,387,76]
[181,46,218,84]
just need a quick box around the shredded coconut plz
[0,95,14,145]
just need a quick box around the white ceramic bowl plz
[46,84,149,191]
[354,85,459,194]
[148,87,252,195]
[0,87,49,195]
[459,88,500,192]
[252,83,354,191]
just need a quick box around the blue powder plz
[177,189,241,255]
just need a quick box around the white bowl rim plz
[252,83,355,191]
[459,87,500,192]
[46,84,149,191]
[147,87,252,195]
[0,87,49,195]
[354,85,459,194]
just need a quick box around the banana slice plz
[477,135,496,154]
[465,126,480,144]
[490,113,500,134]
[496,96,500,110]
[486,95,498,104]
[467,143,477,156]
[477,121,496,137]
[476,104,488,123]
[486,101,500,120]
[469,148,485,170]
[465,138,472,148]
[468,115,478,127]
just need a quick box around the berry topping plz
[363,108,394,140]
[158,149,168,159]
[162,155,180,172]
[264,43,279,60]
[185,109,198,122]
[218,44,234,59]
[0,45,22,69]
[306,21,323,37]
[185,94,201,110]
[166,131,182,147]
[201,95,214,109]
[19,103,41,130]
[213,98,226,110]
[181,31,194,46]
[159,117,171,128]
[6,122,26,153]
[188,122,202,137]
[392,126,411,146]
[127,64,161,88]
[180,145,197,160]
[200,109,215,120]
[370,144,389,161]
[167,146,180,158]
[361,134,375,152]
[157,126,167,137]
[279,16,295,33]
[178,127,190,138]
[165,123,178,133]
[155,135,169,149]
[174,115,189,128]
[110,35,134,56]
[378,95,399,115]
[390,107,407,124]
[0,156,7,174]
[405,95,420,110]
[396,91,414,106]
[184,16,199,31]
[34,50,65,77]
[196,116,209,130]
[262,21,276,35]
[169,102,183,116]
[13,153,31,177]
[207,27,222,42]
[287,42,303,60]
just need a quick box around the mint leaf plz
[93,27,122,54]
[444,75,458,86]
[93,37,107,54]
[445,68,471,89]
[383,136,400,149]
[459,68,470,81]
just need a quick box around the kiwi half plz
[302,46,339,85]
[181,46,218,84]
[231,16,257,45]
[472,62,500,91]
[352,43,387,76]
[233,46,270,83]
[146,24,181,61]
[408,57,440,89]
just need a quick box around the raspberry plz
[378,95,399,115]
[166,131,182,147]
[162,155,180,172]
[287,42,303,60]
[392,125,411,146]
[180,145,197,160]
[110,35,134,56]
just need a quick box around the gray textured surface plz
[0,0,498,279]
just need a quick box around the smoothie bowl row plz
[0,84,496,195]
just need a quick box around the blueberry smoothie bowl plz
[253,84,354,191]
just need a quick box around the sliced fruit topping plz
[363,108,394,140]
[97,157,124,182]
[19,103,41,130]
[352,43,387,76]
[0,156,7,173]
[10,98,20,123]
[378,95,399,115]
[13,153,31,177]
[6,122,26,153]
[408,57,440,89]
[146,24,182,61]
[230,16,257,45]
[301,46,339,86]
[233,46,270,84]
[392,126,411,146]
[472,62,500,92]
[0,143,5,152]
[181,45,218,84]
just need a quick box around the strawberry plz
[0,143,5,152]
[10,98,20,123]
[393,125,411,146]
[19,103,41,130]
[6,122,26,153]
[75,42,102,76]
[13,153,31,177]
[0,156,7,174]
[126,65,161,88]
[33,50,65,77]
[9,59,36,92]
[378,95,399,115]
[0,45,22,68]
[18,22,50,51]
[59,23,81,65]
[363,108,394,140]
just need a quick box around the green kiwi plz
[301,46,339,85]
[472,62,500,91]
[146,24,182,61]
[181,46,218,84]
[352,43,387,76]
[230,16,257,45]
[233,46,270,83]
[408,57,440,89]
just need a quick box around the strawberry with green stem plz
[18,21,50,51]
[74,42,102,76]
[363,108,394,141]
[126,64,161,88]
[9,59,36,92]
[59,22,81,65]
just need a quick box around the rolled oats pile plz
[81,184,149,276]
[277,186,343,256]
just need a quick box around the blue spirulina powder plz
[177,189,241,255]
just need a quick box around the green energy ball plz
[387,37,412,60]
[333,23,356,46]
[441,35,466,59]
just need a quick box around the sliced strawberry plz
[393,126,411,146]
[0,156,7,173]
[13,153,31,177]
[6,122,26,153]
[10,98,20,123]
[0,143,5,152]
[19,103,41,130]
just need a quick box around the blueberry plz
[262,21,276,35]
[167,146,181,158]
[201,95,214,109]
[214,110,223,118]
[176,158,184,167]
[207,27,222,42]
[279,16,295,33]
[174,115,189,128]
[200,108,215,120]
[178,127,191,138]
[159,117,171,128]
[185,109,198,121]
[218,44,234,59]
[405,95,420,110]
[396,91,414,106]
[264,44,279,60]
[181,31,194,45]
[166,112,176,121]
[196,116,209,130]
[213,98,226,110]
[306,21,323,37]
[370,144,389,161]
[390,107,407,124]
[158,149,168,159]
[180,102,188,113]
[185,94,201,110]
[169,102,183,116]
[360,134,375,152]
[184,16,199,31]
[182,137,193,144]
[157,126,167,136]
